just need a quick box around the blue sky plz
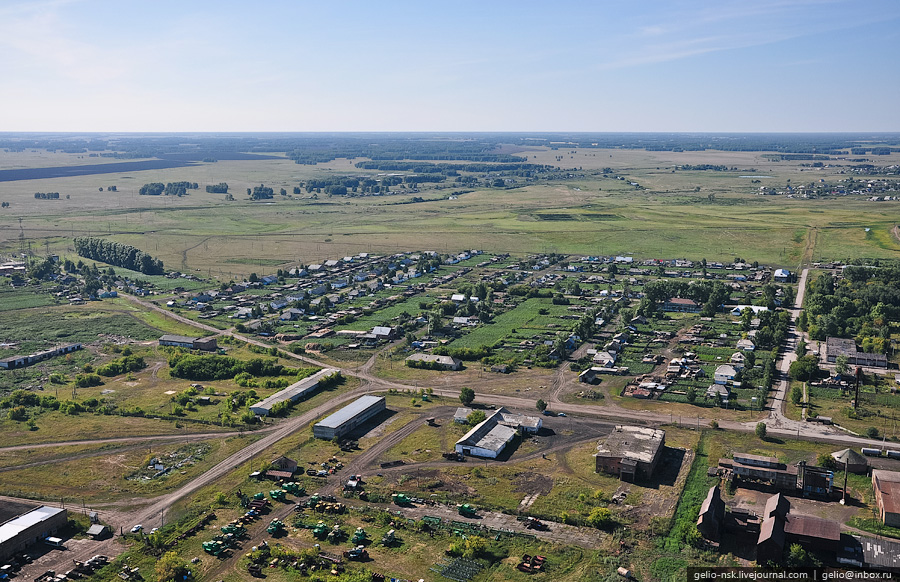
[1,0,898,132]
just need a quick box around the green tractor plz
[351,527,367,545]
[312,521,328,540]
[392,493,411,505]
[202,540,226,556]
[381,529,397,546]
[283,482,305,495]
[327,524,344,543]
[221,523,246,536]
[267,519,285,535]
[457,504,477,517]
[269,489,286,501]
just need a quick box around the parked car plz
[130,524,143,533]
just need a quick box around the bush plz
[467,410,487,426]
[755,422,767,439]
[74,373,102,388]
[586,507,615,529]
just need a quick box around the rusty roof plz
[784,514,840,541]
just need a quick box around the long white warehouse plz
[249,368,339,416]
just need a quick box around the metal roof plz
[159,334,197,344]
[316,395,385,429]
[0,506,65,545]
[250,368,338,413]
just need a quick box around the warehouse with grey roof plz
[0,503,68,561]
[313,395,386,440]
[249,368,338,416]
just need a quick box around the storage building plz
[0,504,68,561]
[595,426,665,482]
[158,335,218,352]
[249,368,338,416]
[872,469,900,528]
[313,395,386,440]
[454,407,542,459]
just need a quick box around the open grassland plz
[0,434,261,503]
[2,149,899,277]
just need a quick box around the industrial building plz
[696,485,725,542]
[757,493,840,564]
[872,469,900,528]
[249,368,339,416]
[0,503,68,561]
[825,337,887,368]
[594,426,666,482]
[313,395,386,440]
[0,343,82,370]
[718,453,834,496]
[158,335,218,352]
[454,407,542,459]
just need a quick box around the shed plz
[87,524,109,539]
[831,448,868,473]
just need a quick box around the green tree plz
[467,410,487,426]
[459,387,475,406]
[755,422,767,440]
[155,551,190,582]
[835,355,849,376]
[790,385,803,406]
[686,387,697,403]
[789,355,819,382]
[786,543,809,567]
[816,453,837,470]
[797,310,808,332]
[536,399,547,412]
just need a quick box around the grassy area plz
[0,433,261,503]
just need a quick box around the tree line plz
[167,353,287,381]
[206,182,229,193]
[34,192,60,199]
[801,265,900,352]
[74,237,165,275]
[139,182,199,196]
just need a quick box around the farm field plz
[1,134,900,581]
[2,146,900,278]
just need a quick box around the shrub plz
[755,422,767,439]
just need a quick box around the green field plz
[3,147,900,279]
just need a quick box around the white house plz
[714,365,737,385]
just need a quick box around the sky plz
[1,0,898,132]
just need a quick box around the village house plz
[662,297,700,313]
[405,353,463,370]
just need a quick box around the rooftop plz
[250,368,338,411]
[0,506,66,546]
[315,395,385,429]
[596,426,665,464]
[159,334,198,344]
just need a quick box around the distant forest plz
[1,132,898,166]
